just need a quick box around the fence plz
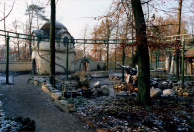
[0,29,194,85]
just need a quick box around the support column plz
[106,42,109,72]
[66,40,69,80]
[191,60,193,75]
[150,52,152,70]
[155,52,157,70]
[122,46,125,82]
[158,54,160,69]
[50,0,56,87]
[181,40,185,86]
[6,37,9,84]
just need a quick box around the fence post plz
[106,40,109,72]
[122,45,125,82]
[158,54,160,69]
[150,52,152,70]
[173,55,175,74]
[66,39,69,80]
[155,52,157,70]
[6,37,10,84]
[181,38,185,86]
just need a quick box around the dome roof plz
[40,20,67,30]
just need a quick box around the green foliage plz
[25,4,49,22]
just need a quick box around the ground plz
[0,73,193,132]
[0,74,94,131]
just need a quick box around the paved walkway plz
[0,74,92,132]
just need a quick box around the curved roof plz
[40,21,67,30]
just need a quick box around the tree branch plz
[0,0,15,22]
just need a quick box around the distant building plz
[185,48,194,75]
[32,21,76,74]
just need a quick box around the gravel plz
[0,74,94,131]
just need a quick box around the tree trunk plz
[131,0,150,105]
[50,0,56,86]
[28,12,32,59]
[176,0,182,80]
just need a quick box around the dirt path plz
[0,74,92,132]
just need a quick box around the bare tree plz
[11,19,23,60]
[0,0,15,22]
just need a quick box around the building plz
[32,21,76,74]
[185,48,194,75]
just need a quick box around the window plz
[63,36,69,47]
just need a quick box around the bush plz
[2,117,36,131]
[14,117,36,131]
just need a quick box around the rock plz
[27,78,34,84]
[162,89,175,96]
[158,81,169,89]
[187,81,194,86]
[150,88,162,98]
[173,83,179,87]
[183,92,189,97]
[152,81,158,87]
[153,78,159,81]
[59,100,69,106]
[100,85,109,95]
[51,92,62,100]
[109,75,113,79]
[168,82,173,88]
[178,92,183,96]
[177,80,182,85]
[101,88,109,95]
[94,81,100,88]
[92,89,99,96]
[134,88,138,92]
[184,82,190,88]
[126,91,131,95]
[117,91,127,96]
[156,68,165,72]
[131,92,137,96]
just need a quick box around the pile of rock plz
[92,81,109,96]
[172,86,194,97]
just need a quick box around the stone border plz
[28,77,76,113]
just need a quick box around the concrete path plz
[0,74,92,132]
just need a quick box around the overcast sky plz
[0,0,193,40]
[0,0,113,39]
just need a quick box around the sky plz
[0,0,193,40]
[0,0,113,39]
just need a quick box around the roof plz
[185,49,194,58]
[40,21,67,30]
[32,21,71,39]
